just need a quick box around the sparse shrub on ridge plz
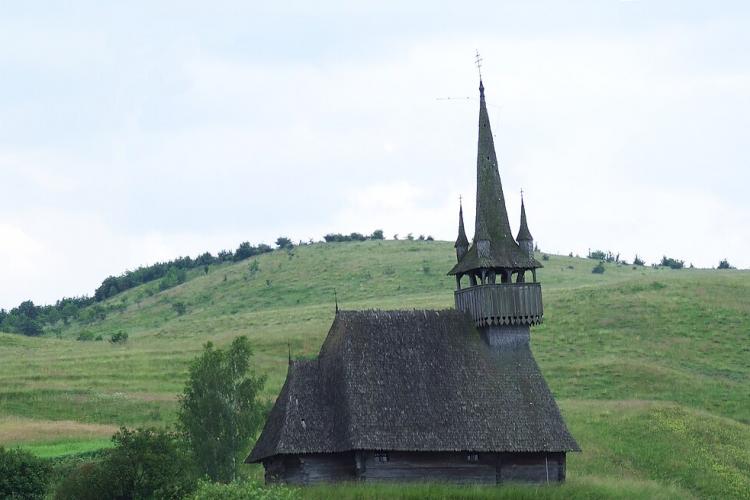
[718,259,734,269]
[660,256,684,269]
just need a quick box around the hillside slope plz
[1,240,748,498]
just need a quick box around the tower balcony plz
[455,283,543,327]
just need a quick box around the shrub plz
[188,479,298,500]
[542,254,550,261]
[633,255,645,266]
[110,331,128,344]
[173,302,187,316]
[77,331,95,342]
[95,335,103,341]
[55,428,196,500]
[718,259,734,270]
[0,446,52,499]
[275,237,293,249]
[592,262,606,274]
[370,229,384,240]
[588,249,607,260]
[660,256,684,269]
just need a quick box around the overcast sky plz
[1,1,749,309]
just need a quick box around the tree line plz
[0,229,399,336]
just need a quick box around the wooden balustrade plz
[455,283,543,326]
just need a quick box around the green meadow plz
[1,240,748,499]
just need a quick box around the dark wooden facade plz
[264,451,566,485]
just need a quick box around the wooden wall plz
[264,451,566,485]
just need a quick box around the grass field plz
[1,240,748,498]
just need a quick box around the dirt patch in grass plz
[0,416,117,445]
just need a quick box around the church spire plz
[454,199,469,262]
[449,79,540,278]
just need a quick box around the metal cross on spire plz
[475,50,483,80]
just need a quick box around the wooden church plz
[247,80,579,484]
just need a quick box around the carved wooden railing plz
[454,283,543,327]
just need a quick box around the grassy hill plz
[1,240,748,498]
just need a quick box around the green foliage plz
[178,337,266,482]
[159,266,187,291]
[370,229,384,240]
[54,427,196,500]
[275,237,293,250]
[421,259,431,274]
[718,259,735,270]
[76,331,95,342]
[173,301,188,316]
[542,254,550,261]
[188,479,298,500]
[633,254,645,266]
[660,256,684,269]
[592,261,606,274]
[110,331,128,344]
[0,446,52,499]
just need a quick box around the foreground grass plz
[1,241,748,498]
[193,476,692,500]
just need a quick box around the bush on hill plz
[275,237,294,249]
[110,331,128,344]
[592,262,606,274]
[633,255,645,266]
[718,259,735,270]
[0,446,52,499]
[660,256,684,269]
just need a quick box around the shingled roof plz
[449,81,540,275]
[516,198,533,242]
[248,310,579,463]
[455,203,469,249]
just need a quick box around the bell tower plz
[449,80,543,348]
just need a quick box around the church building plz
[247,80,579,484]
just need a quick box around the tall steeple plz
[516,196,534,257]
[450,78,544,345]
[449,80,541,281]
[454,200,469,263]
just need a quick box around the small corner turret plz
[454,200,469,265]
[516,195,534,258]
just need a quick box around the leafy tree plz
[0,309,6,330]
[218,249,233,262]
[55,427,196,500]
[234,242,256,261]
[275,237,293,249]
[178,337,266,483]
[0,446,52,499]
[633,255,645,266]
[370,229,384,240]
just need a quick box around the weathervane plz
[475,50,483,80]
